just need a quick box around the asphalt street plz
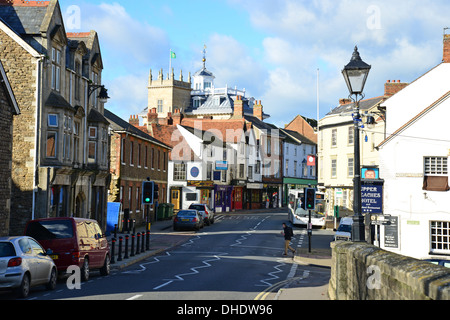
[2,210,334,301]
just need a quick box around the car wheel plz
[100,255,110,276]
[81,258,89,282]
[46,268,57,290]
[16,273,30,298]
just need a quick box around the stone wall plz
[0,29,37,235]
[329,241,450,300]
[0,75,14,236]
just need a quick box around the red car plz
[25,217,110,281]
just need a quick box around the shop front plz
[262,183,282,208]
[214,185,233,213]
[282,177,318,207]
[247,183,263,210]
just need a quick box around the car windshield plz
[189,205,204,211]
[337,224,352,233]
[0,242,16,257]
[177,210,197,217]
[26,220,74,240]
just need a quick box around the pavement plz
[106,209,332,300]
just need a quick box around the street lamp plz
[88,84,110,104]
[342,46,371,242]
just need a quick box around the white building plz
[378,34,450,260]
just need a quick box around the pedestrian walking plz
[282,223,296,256]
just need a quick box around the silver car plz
[0,236,57,298]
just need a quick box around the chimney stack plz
[384,80,408,97]
[253,100,263,120]
[444,33,450,63]
[129,115,139,127]
[234,95,244,118]
[173,108,182,125]
[339,98,352,105]
[147,107,158,124]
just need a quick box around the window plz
[174,162,186,181]
[89,127,97,139]
[294,160,297,177]
[130,141,134,166]
[331,129,337,147]
[430,221,450,254]
[157,100,163,113]
[425,157,448,175]
[51,47,61,91]
[73,122,80,163]
[46,132,57,158]
[63,115,72,161]
[423,157,449,191]
[144,145,148,168]
[48,114,58,127]
[348,127,354,145]
[137,144,141,167]
[285,160,289,176]
[239,164,245,178]
[248,166,253,180]
[331,159,337,178]
[88,141,96,161]
[121,139,126,164]
[348,157,354,177]
[75,61,81,100]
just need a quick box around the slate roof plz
[104,109,171,150]
[0,4,48,35]
[326,96,384,116]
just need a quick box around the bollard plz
[111,238,116,264]
[141,231,145,252]
[118,236,123,261]
[132,219,136,234]
[130,233,135,257]
[136,232,141,255]
[124,235,129,259]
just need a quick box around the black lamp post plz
[342,46,371,242]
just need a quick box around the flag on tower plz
[170,50,176,59]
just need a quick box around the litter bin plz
[157,203,166,220]
[166,203,174,219]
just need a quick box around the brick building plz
[0,0,110,234]
[105,110,171,226]
[0,60,20,236]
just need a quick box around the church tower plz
[147,67,192,119]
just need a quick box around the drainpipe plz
[32,55,45,220]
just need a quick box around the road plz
[4,211,334,301]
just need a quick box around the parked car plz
[173,210,204,231]
[0,236,57,298]
[24,217,110,281]
[188,204,215,226]
[334,217,353,241]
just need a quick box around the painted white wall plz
[379,84,450,260]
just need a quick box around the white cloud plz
[81,3,169,67]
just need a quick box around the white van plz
[334,217,353,241]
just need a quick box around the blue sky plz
[59,0,450,127]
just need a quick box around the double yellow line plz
[254,276,303,300]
